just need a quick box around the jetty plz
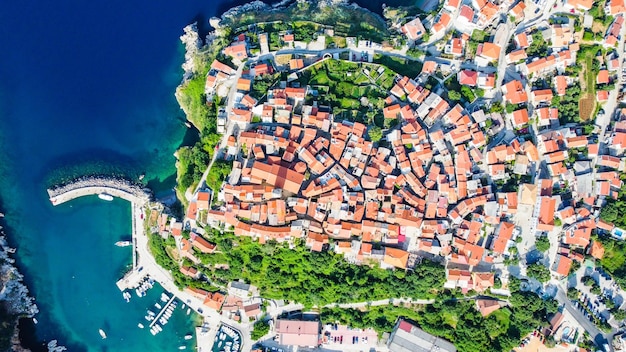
[47,176,152,206]
[150,295,176,328]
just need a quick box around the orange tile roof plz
[477,42,501,60]
[554,255,572,276]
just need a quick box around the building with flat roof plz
[388,319,457,352]
[275,319,320,347]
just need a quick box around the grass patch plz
[441,310,459,328]
[373,54,422,78]
[166,246,180,261]
[579,50,597,121]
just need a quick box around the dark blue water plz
[0,1,234,350]
[0,0,398,350]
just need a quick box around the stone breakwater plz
[47,176,152,206]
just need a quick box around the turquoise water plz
[18,197,199,351]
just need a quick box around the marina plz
[212,325,241,352]
[135,277,155,297]
[148,294,178,336]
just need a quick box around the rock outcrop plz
[180,22,202,81]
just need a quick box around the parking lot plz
[570,264,624,329]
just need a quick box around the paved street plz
[555,285,611,347]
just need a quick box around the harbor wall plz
[47,176,152,206]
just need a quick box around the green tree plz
[591,283,601,295]
[505,103,516,114]
[448,90,462,101]
[251,320,270,340]
[567,287,580,300]
[368,126,383,142]
[535,236,551,252]
[527,264,551,283]
[612,308,626,321]
[582,276,596,286]
[460,86,475,102]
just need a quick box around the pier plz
[47,176,152,206]
[115,203,147,290]
[149,295,176,328]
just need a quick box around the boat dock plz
[115,269,146,291]
[149,295,176,328]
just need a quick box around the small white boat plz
[184,334,192,340]
[32,318,38,324]
[115,241,132,247]
[138,323,144,329]
[155,303,162,309]
[98,193,113,201]
[99,329,107,339]
[186,308,190,315]
[179,346,187,350]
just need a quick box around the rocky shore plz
[215,0,387,29]
[0,226,38,352]
[180,22,202,82]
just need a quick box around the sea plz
[0,0,418,351]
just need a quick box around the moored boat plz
[98,193,113,201]
[115,241,132,247]
[184,334,192,340]
[99,329,107,339]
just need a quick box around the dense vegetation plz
[600,183,626,228]
[372,54,422,79]
[321,288,557,352]
[527,263,551,283]
[526,32,549,58]
[177,143,211,192]
[554,83,582,124]
[198,230,445,307]
[206,160,233,199]
[251,320,270,340]
[148,232,218,292]
[600,201,626,228]
[598,236,626,289]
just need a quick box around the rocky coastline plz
[179,22,203,82]
[0,224,38,352]
[214,0,387,29]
